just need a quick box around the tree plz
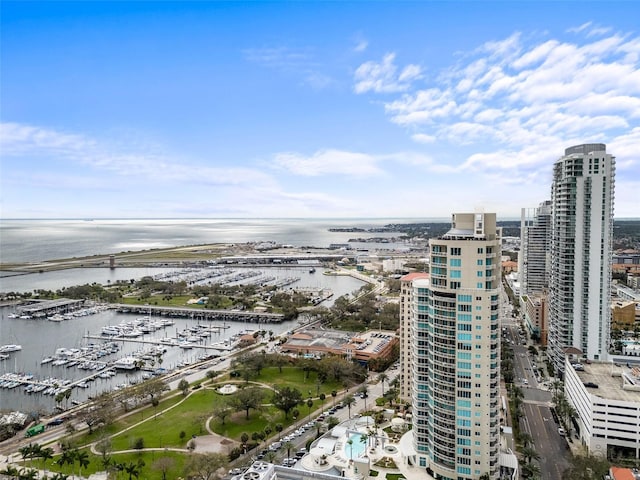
[178,379,190,396]
[212,403,233,426]
[306,398,314,422]
[561,453,610,479]
[39,446,54,475]
[75,450,90,477]
[378,373,388,396]
[265,451,277,463]
[272,386,303,419]
[331,390,338,407]
[124,461,142,480]
[347,438,354,460]
[152,457,175,480]
[319,393,326,410]
[343,394,355,418]
[275,423,283,440]
[264,425,273,439]
[241,432,249,445]
[232,387,263,420]
[284,441,293,460]
[184,452,227,480]
[521,446,540,463]
[521,461,541,479]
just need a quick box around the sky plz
[1,1,639,219]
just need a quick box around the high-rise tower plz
[411,212,501,480]
[547,143,615,374]
[519,200,552,295]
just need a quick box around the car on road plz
[282,458,297,467]
[558,427,565,436]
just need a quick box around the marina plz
[0,264,366,413]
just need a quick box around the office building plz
[548,144,615,374]
[410,212,502,480]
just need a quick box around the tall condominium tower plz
[411,213,501,480]
[519,200,552,295]
[548,144,615,374]
[399,272,429,403]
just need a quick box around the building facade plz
[399,272,429,403]
[411,213,502,480]
[519,200,552,295]
[564,358,640,460]
[548,144,615,373]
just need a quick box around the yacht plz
[0,345,22,353]
[113,357,139,370]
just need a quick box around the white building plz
[399,272,429,403]
[519,200,552,295]
[410,212,502,480]
[564,357,640,459]
[548,144,615,374]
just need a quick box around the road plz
[500,284,571,479]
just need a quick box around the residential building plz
[519,200,552,295]
[410,212,502,480]
[522,294,548,345]
[399,272,429,403]
[548,144,615,374]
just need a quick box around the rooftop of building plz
[400,272,429,282]
[284,328,397,355]
[573,362,640,403]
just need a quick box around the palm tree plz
[306,398,314,422]
[76,450,90,477]
[331,390,337,407]
[50,473,70,480]
[264,425,273,439]
[360,432,369,450]
[19,468,38,480]
[265,451,277,464]
[57,449,75,473]
[0,465,20,478]
[521,461,541,479]
[275,423,283,441]
[319,393,326,411]
[378,373,388,396]
[519,432,534,449]
[521,446,540,463]
[124,461,141,480]
[284,441,293,461]
[40,446,54,475]
[347,438,354,460]
[343,394,355,418]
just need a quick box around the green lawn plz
[256,366,343,397]
[110,389,222,450]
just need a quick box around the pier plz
[114,304,284,323]
[16,298,87,318]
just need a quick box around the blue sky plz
[1,1,638,219]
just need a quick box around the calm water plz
[0,266,364,413]
[0,218,420,413]
[0,218,436,264]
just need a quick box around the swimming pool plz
[344,433,367,459]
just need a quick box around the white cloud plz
[353,53,422,94]
[271,149,384,177]
[352,33,369,53]
[0,121,277,189]
[411,133,436,144]
[359,27,639,189]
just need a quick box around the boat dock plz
[115,304,284,323]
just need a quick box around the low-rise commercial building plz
[564,356,640,459]
[281,328,398,366]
